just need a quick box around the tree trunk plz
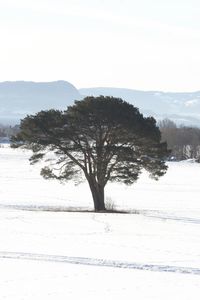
[88,178,105,211]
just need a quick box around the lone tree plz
[12,96,169,211]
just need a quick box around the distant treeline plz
[0,124,19,142]
[159,119,200,162]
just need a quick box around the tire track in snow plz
[140,210,200,225]
[151,215,200,225]
[0,251,200,276]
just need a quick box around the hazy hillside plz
[0,81,81,124]
[80,87,200,127]
[1,81,200,127]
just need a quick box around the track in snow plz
[0,251,200,276]
[140,210,200,225]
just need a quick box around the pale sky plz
[0,0,200,91]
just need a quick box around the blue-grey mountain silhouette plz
[80,87,200,127]
[0,81,200,126]
[0,81,81,124]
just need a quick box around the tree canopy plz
[12,96,169,211]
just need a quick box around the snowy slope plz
[1,146,200,299]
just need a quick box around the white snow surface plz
[1,145,200,299]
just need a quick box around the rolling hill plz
[0,81,200,127]
[0,81,81,124]
[79,87,200,127]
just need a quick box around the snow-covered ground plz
[1,145,200,299]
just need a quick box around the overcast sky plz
[1,0,200,91]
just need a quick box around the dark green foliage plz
[12,96,169,211]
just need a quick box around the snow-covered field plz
[1,145,200,299]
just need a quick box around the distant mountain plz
[79,87,200,127]
[1,81,200,127]
[0,81,81,124]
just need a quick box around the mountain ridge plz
[0,80,81,124]
[0,81,200,127]
[79,87,200,127]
